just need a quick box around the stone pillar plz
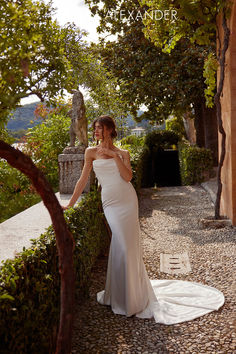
[58,146,93,194]
[217,1,236,225]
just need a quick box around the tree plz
[139,0,231,218]
[0,0,127,125]
[85,0,218,161]
[1,0,132,349]
[0,0,81,351]
[0,141,75,354]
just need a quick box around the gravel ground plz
[72,185,236,354]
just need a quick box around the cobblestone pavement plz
[72,185,236,354]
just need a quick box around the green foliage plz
[22,103,71,187]
[165,116,186,140]
[121,130,181,188]
[120,134,145,147]
[86,0,209,122]
[178,140,214,185]
[140,0,231,107]
[115,136,147,191]
[131,144,152,190]
[0,128,15,144]
[145,129,180,150]
[0,103,70,222]
[0,0,67,122]
[0,160,41,223]
[0,188,110,354]
[140,0,226,50]
[203,53,218,107]
[0,0,126,128]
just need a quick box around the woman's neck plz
[99,138,115,150]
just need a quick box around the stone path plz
[0,193,81,263]
[72,185,236,353]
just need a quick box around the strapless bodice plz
[92,158,127,188]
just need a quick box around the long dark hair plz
[92,115,117,141]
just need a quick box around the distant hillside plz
[7,103,151,133]
[7,101,41,131]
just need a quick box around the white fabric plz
[93,158,224,324]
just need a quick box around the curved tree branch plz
[0,140,75,354]
[214,8,230,219]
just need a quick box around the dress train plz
[93,158,224,324]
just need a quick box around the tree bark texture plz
[0,140,75,354]
[193,98,205,148]
[193,98,218,166]
[202,104,218,166]
[214,10,230,219]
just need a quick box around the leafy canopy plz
[139,0,232,106]
[85,0,212,121]
[0,0,128,128]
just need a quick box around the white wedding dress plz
[92,157,224,325]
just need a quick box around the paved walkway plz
[71,183,236,353]
[0,193,81,263]
[0,177,218,264]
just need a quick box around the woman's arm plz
[113,150,133,182]
[62,148,93,210]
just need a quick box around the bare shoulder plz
[115,148,130,160]
[85,146,96,160]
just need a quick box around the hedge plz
[0,188,110,354]
[178,140,214,185]
[119,141,147,192]
[0,144,147,353]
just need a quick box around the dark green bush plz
[129,146,148,191]
[120,134,145,147]
[118,138,149,191]
[144,130,180,151]
[178,140,214,185]
[0,188,109,354]
[0,160,41,223]
[165,116,186,140]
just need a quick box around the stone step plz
[160,252,191,274]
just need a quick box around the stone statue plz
[68,89,88,147]
[58,88,94,194]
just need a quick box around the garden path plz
[71,180,236,353]
[0,193,81,263]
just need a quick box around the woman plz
[62,115,224,324]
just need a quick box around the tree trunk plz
[214,9,230,219]
[0,140,75,354]
[182,111,196,145]
[193,98,205,147]
[193,98,218,166]
[202,104,218,166]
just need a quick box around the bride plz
[62,115,224,325]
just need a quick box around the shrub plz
[128,145,147,192]
[0,160,41,223]
[0,188,110,354]
[120,134,145,147]
[144,130,180,151]
[116,138,148,191]
[178,140,214,185]
[165,116,186,140]
[23,104,71,188]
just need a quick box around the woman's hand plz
[97,146,116,158]
[61,204,72,211]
